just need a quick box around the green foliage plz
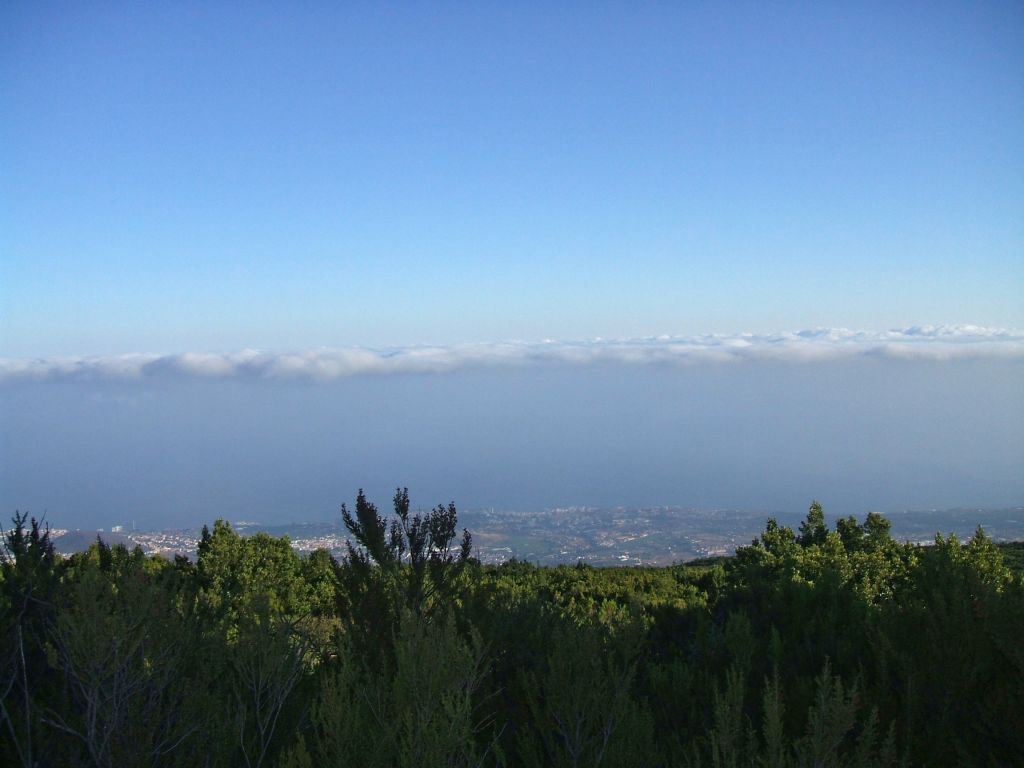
[517,620,654,768]
[192,520,324,767]
[996,540,1024,574]
[704,663,758,768]
[3,500,1022,767]
[44,542,211,767]
[287,610,498,768]
[196,520,315,625]
[694,661,896,768]
[873,528,1024,764]
[798,501,828,548]
[339,489,474,668]
[0,512,59,768]
[792,663,864,767]
[229,604,310,768]
[341,488,472,616]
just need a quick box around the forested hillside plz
[2,494,1022,767]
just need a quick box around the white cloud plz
[2,325,1022,383]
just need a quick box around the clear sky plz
[2,4,1023,529]
[2,2,1022,356]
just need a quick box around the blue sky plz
[2,3,1023,528]
[2,2,1022,355]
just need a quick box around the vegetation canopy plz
[1,496,1021,767]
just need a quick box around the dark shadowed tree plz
[341,488,472,618]
[0,512,58,768]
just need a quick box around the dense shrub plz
[2,497,1021,766]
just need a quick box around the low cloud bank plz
[3,325,1022,383]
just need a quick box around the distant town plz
[48,506,1024,566]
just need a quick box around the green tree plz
[0,512,59,768]
[342,488,472,617]
[517,620,654,768]
[283,610,497,768]
[193,521,320,767]
[876,528,1024,764]
[43,542,205,768]
[798,501,827,548]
